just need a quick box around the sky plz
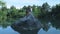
[3,0,60,9]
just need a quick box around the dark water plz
[0,18,60,34]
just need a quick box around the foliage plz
[0,0,6,7]
[0,1,60,30]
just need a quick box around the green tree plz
[0,0,6,7]
[51,4,60,19]
[0,0,7,23]
[8,6,17,18]
[32,5,36,12]
[41,2,50,15]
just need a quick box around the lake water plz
[0,26,60,34]
[0,18,60,34]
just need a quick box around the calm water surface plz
[0,26,60,34]
[0,18,60,34]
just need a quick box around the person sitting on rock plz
[13,6,41,30]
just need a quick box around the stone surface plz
[11,12,42,34]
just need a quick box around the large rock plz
[11,12,42,34]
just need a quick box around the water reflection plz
[0,26,19,34]
[11,19,51,34]
[0,18,60,34]
[11,25,40,34]
[51,19,60,29]
[0,24,9,28]
[11,17,41,34]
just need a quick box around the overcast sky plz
[3,0,60,9]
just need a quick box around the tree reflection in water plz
[0,17,60,34]
[10,17,60,34]
[11,17,50,34]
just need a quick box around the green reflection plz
[0,17,60,32]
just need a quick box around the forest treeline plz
[0,1,60,23]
